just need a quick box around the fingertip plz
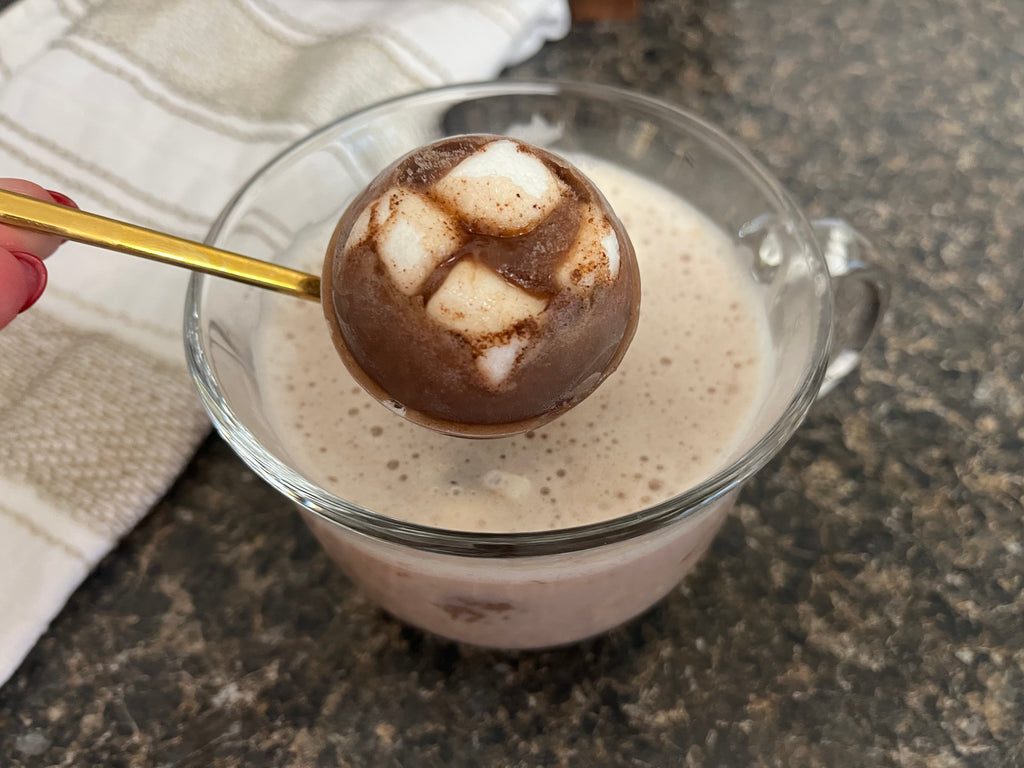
[11,251,47,312]
[0,247,37,329]
[46,189,79,209]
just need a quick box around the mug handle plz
[811,218,891,397]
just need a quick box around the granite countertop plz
[3,1,1022,765]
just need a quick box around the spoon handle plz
[0,190,321,302]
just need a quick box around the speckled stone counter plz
[2,1,1022,765]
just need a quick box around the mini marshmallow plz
[475,335,527,386]
[344,204,373,251]
[432,140,563,236]
[481,469,532,499]
[347,187,463,295]
[556,204,620,293]
[602,230,621,279]
[426,259,547,342]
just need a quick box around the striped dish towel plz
[0,0,570,686]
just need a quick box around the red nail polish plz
[11,251,48,313]
[46,190,79,209]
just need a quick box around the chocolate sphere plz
[322,135,640,437]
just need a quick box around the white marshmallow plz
[346,187,463,295]
[602,230,621,280]
[426,259,547,342]
[556,204,620,293]
[344,204,373,252]
[432,140,563,236]
[475,336,527,386]
[481,469,532,499]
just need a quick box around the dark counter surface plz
[3,1,1022,765]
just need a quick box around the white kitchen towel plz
[0,0,570,686]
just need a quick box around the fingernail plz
[11,251,48,313]
[46,190,79,209]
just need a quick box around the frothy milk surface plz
[256,157,770,532]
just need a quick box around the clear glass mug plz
[185,81,888,649]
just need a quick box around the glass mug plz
[185,82,888,649]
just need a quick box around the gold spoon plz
[0,190,321,301]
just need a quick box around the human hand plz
[0,179,77,329]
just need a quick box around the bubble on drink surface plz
[322,135,641,438]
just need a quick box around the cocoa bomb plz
[321,135,640,437]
